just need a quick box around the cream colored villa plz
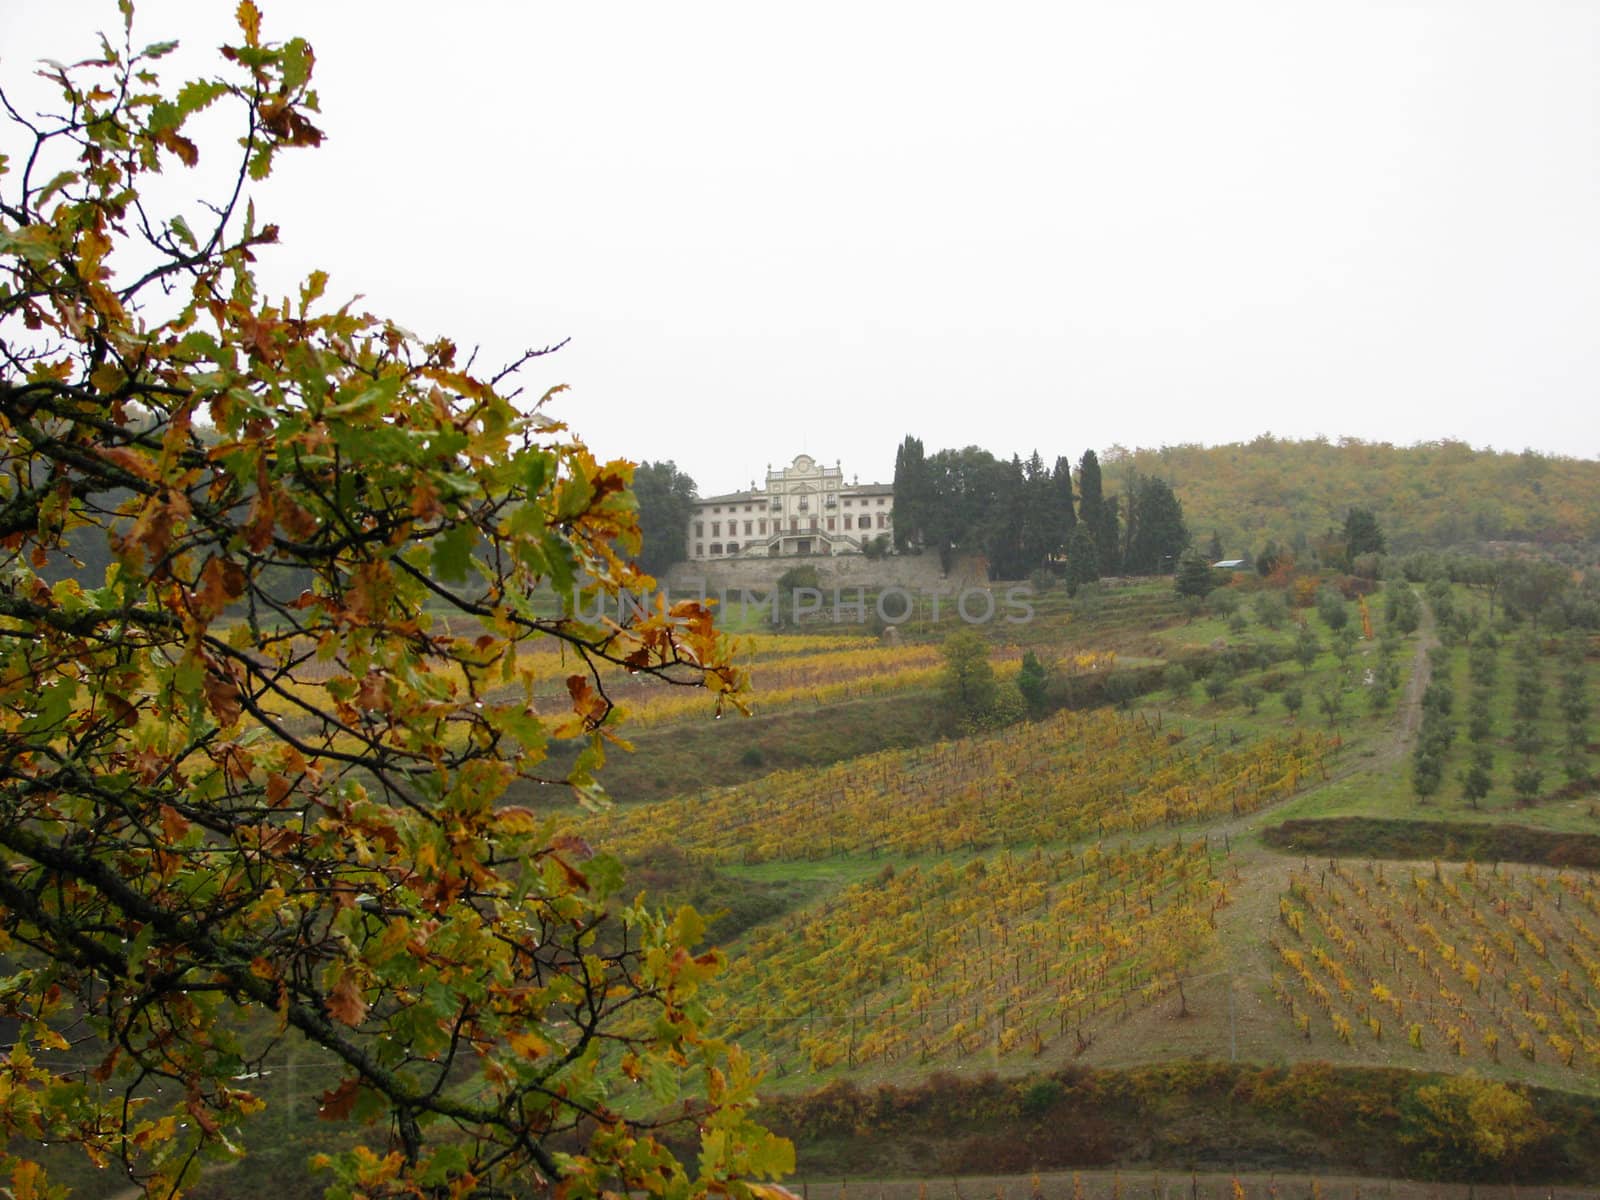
[686,454,894,561]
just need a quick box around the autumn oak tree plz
[0,5,792,1197]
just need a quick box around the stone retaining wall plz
[661,553,988,595]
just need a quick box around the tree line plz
[1119,434,1600,561]
[890,436,1191,583]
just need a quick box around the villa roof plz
[695,490,764,505]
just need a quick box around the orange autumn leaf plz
[160,804,190,842]
[317,1076,361,1122]
[195,555,247,619]
[203,667,243,726]
[565,674,609,729]
[327,968,368,1028]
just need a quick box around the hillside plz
[572,570,1600,1187]
[1111,436,1600,559]
[92,571,1600,1199]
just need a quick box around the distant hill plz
[1111,435,1600,560]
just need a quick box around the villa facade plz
[685,454,894,561]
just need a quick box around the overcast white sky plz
[4,2,1598,490]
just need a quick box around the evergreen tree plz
[1125,475,1190,575]
[1343,507,1387,557]
[1173,548,1216,598]
[1064,524,1100,593]
[1077,449,1104,529]
[983,455,1029,579]
[631,460,698,575]
[1118,468,1141,571]
[919,445,997,571]
[1017,650,1050,716]
[1052,455,1077,535]
[1018,450,1056,572]
[1077,449,1122,574]
[1096,500,1123,575]
[891,435,928,552]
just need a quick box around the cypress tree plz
[1078,449,1121,575]
[1048,455,1077,564]
[892,435,927,552]
[1077,449,1104,527]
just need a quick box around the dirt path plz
[1306,585,1436,787]
[1394,589,1438,754]
[1189,588,1436,855]
[1074,590,1447,1068]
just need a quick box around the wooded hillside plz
[1113,436,1600,559]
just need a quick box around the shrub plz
[1017,651,1050,716]
[1164,664,1194,701]
[1104,671,1138,709]
[1400,1074,1542,1179]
